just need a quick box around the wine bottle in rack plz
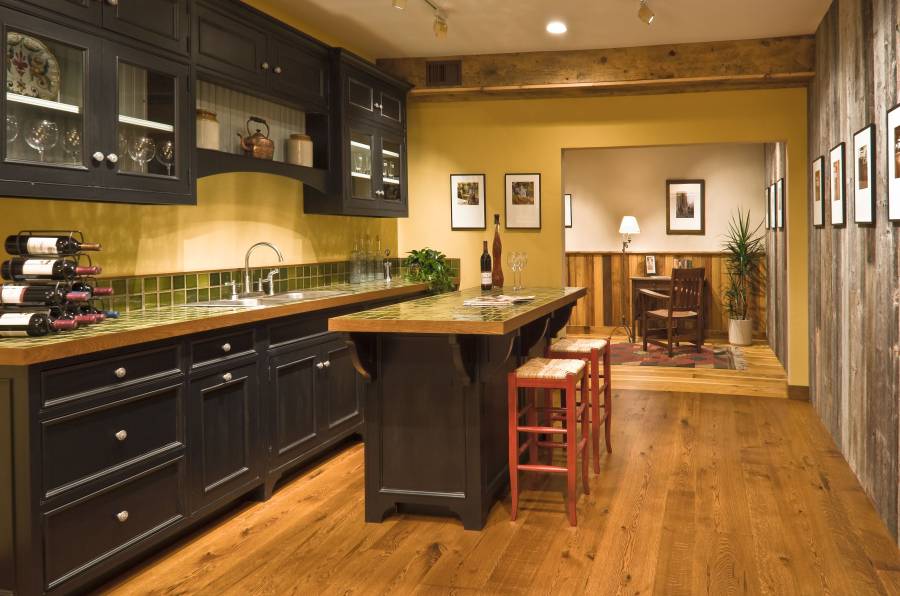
[4,234,101,256]
[70,281,114,297]
[48,311,79,331]
[0,312,51,337]
[0,284,90,306]
[1,258,101,282]
[53,304,101,325]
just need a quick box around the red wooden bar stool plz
[507,357,590,526]
[546,337,612,473]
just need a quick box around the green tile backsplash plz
[91,258,461,315]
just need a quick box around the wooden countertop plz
[0,281,428,366]
[329,287,586,335]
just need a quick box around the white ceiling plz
[263,0,832,59]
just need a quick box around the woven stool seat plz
[550,338,608,354]
[516,357,585,380]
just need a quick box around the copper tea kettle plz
[237,116,275,160]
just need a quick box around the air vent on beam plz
[425,60,462,87]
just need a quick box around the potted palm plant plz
[722,209,764,346]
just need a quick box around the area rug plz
[610,342,747,370]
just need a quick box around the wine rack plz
[0,230,113,338]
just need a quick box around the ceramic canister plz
[196,109,220,150]
[286,133,313,167]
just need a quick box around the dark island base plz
[350,306,571,530]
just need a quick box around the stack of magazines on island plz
[0,231,117,338]
[463,294,536,307]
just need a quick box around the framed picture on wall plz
[645,255,657,276]
[564,193,573,228]
[765,185,771,229]
[505,173,541,229]
[888,103,900,221]
[812,156,825,227]
[853,124,875,224]
[666,179,705,235]
[769,183,777,230]
[830,142,846,226]
[450,174,486,230]
[776,178,785,229]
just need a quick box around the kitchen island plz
[329,286,586,530]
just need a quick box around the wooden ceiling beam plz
[376,36,815,101]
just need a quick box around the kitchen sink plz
[260,290,349,303]
[182,297,265,308]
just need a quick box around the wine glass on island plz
[25,119,59,162]
[156,139,175,176]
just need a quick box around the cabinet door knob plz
[374,103,382,109]
[323,360,331,368]
[116,510,129,523]
[92,151,106,163]
[261,62,270,70]
[273,66,283,74]
[107,0,119,5]
[114,367,127,379]
[107,153,119,164]
[222,342,232,353]
[316,361,325,370]
[115,429,128,442]
[222,372,233,382]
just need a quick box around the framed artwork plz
[888,103,900,221]
[666,179,705,235]
[765,186,771,229]
[645,255,657,276]
[853,124,875,224]
[830,142,846,226]
[450,174,486,230]
[776,178,785,229]
[505,173,541,229]
[564,193,573,228]
[769,183,776,230]
[812,156,825,227]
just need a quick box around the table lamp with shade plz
[614,216,640,342]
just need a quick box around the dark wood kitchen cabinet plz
[0,7,193,204]
[320,337,364,436]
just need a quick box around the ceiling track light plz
[638,0,655,25]
[433,10,448,39]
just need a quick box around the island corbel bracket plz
[346,333,376,381]
[449,335,477,386]
[545,303,575,341]
[519,315,551,356]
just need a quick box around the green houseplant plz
[404,247,455,294]
[721,209,765,346]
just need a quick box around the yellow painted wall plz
[399,88,809,386]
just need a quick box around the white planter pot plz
[728,318,754,346]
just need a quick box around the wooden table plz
[631,276,671,338]
[329,287,586,530]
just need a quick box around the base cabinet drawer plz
[43,458,185,591]
[41,383,185,499]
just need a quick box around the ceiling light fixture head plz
[638,0,655,25]
[433,9,448,39]
[546,20,567,34]
[392,0,406,9]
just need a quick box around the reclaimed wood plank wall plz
[808,0,900,541]
[565,252,767,338]
[765,142,789,368]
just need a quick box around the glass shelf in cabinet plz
[6,92,80,114]
[118,115,174,133]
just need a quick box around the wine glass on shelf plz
[25,119,59,162]
[62,128,81,165]
[6,115,19,146]
[128,135,156,173]
[156,139,175,176]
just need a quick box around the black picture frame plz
[777,178,785,230]
[449,173,487,230]
[666,179,706,235]
[887,103,900,222]
[564,193,573,228]
[504,173,542,230]
[853,124,876,225]
[830,142,846,227]
[812,156,825,227]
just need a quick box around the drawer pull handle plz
[114,367,127,379]
[222,372,233,382]
[115,430,128,442]
[116,510,129,523]
[222,343,232,353]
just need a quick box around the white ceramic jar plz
[286,133,313,167]
[196,109,220,150]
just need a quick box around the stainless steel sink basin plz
[182,298,264,308]
[260,290,349,303]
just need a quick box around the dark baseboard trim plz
[788,385,810,401]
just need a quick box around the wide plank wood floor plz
[101,388,900,595]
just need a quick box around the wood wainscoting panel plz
[565,252,767,338]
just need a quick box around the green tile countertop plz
[329,287,586,336]
[0,280,427,366]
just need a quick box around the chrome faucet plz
[244,242,284,296]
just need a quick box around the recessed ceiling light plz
[638,1,655,25]
[546,21,567,34]
[392,0,406,9]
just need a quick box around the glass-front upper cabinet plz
[102,42,191,198]
[381,138,402,203]
[2,11,100,188]
[349,129,375,201]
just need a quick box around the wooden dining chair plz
[639,268,705,357]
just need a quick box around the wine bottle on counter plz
[70,281,114,297]
[480,241,492,291]
[4,234,100,256]
[0,312,51,337]
[0,284,90,306]
[1,258,101,282]
[491,214,504,289]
